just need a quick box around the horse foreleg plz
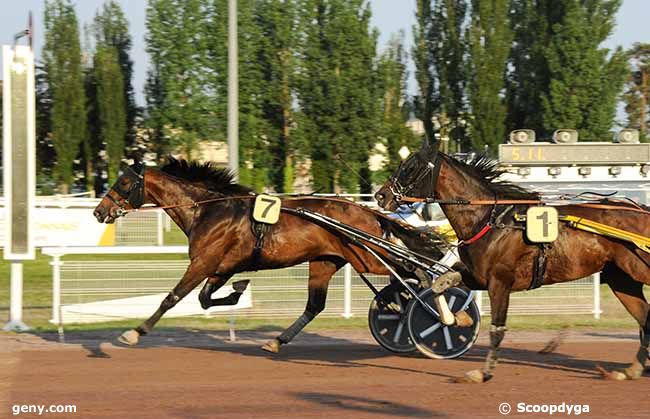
[198,275,250,309]
[462,277,512,383]
[600,272,649,380]
[118,261,213,346]
[262,260,339,354]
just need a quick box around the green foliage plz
[540,0,627,141]
[623,43,650,141]
[296,0,379,193]
[375,32,418,181]
[43,0,87,192]
[467,0,512,153]
[145,0,215,159]
[255,0,299,192]
[95,46,127,183]
[412,0,435,141]
[93,0,137,156]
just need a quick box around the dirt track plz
[1,328,649,418]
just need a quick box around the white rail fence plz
[43,246,602,325]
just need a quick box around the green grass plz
[1,222,647,333]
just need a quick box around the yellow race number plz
[526,207,558,243]
[253,194,282,224]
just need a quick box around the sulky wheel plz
[406,287,480,359]
[368,282,419,354]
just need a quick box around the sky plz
[1,0,649,106]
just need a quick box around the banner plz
[0,208,114,247]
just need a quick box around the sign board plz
[3,45,35,260]
[0,208,115,247]
[499,143,650,166]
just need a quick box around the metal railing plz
[43,246,602,325]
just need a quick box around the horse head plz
[375,140,440,211]
[93,161,146,223]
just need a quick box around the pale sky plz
[1,0,648,105]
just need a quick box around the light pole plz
[227,0,239,181]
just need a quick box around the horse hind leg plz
[599,264,649,380]
[198,274,249,309]
[262,260,341,354]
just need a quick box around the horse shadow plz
[33,326,647,382]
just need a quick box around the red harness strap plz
[462,224,492,245]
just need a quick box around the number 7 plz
[261,197,277,217]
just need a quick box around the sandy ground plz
[1,327,649,418]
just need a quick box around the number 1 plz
[536,212,549,237]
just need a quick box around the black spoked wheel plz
[407,287,480,359]
[368,282,418,354]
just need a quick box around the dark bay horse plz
[93,158,445,353]
[375,142,650,383]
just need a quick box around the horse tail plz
[377,216,448,261]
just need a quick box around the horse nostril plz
[375,193,385,203]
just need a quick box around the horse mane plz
[160,157,253,195]
[440,153,540,200]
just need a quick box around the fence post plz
[592,272,601,320]
[157,210,164,246]
[343,264,352,318]
[51,254,62,324]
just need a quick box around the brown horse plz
[93,158,445,352]
[375,141,650,382]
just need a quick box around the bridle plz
[106,165,145,216]
[388,152,441,205]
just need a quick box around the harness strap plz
[463,224,492,245]
[529,244,549,290]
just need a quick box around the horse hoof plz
[596,365,628,381]
[454,311,474,328]
[117,329,140,346]
[232,280,250,293]
[261,339,281,354]
[452,369,485,383]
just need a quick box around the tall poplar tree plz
[376,32,417,178]
[93,0,137,155]
[541,0,627,141]
[145,0,214,159]
[43,0,87,193]
[623,43,650,141]
[95,46,127,184]
[467,0,512,152]
[296,0,378,193]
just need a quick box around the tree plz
[145,0,214,159]
[95,46,127,184]
[540,0,627,141]
[296,0,379,193]
[93,0,137,157]
[623,43,650,141]
[376,32,418,180]
[467,0,512,153]
[255,0,299,192]
[43,0,87,193]
[432,0,468,150]
[412,0,435,142]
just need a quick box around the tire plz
[406,287,480,359]
[368,282,419,354]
